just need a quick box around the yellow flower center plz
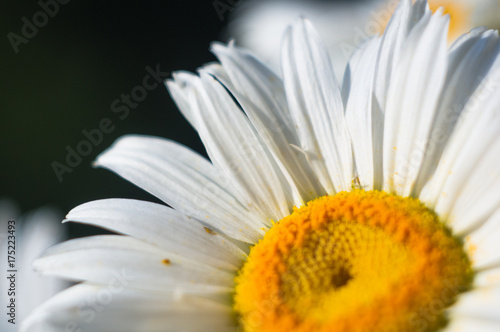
[234,190,472,332]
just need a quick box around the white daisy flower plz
[22,0,500,331]
[0,200,65,332]
[228,0,500,77]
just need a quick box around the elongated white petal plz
[208,43,326,203]
[448,286,500,322]
[282,18,353,194]
[34,236,234,293]
[421,65,500,233]
[20,284,235,332]
[345,37,383,190]
[465,209,500,269]
[210,43,291,127]
[165,74,198,129]
[413,28,500,195]
[441,316,500,332]
[475,267,500,288]
[95,135,265,243]
[447,138,500,233]
[64,199,247,271]
[374,0,427,110]
[168,72,294,223]
[383,8,449,196]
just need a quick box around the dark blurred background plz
[1,0,234,237]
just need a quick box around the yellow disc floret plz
[234,190,472,332]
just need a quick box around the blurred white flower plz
[0,200,66,332]
[227,0,500,77]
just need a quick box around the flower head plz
[22,0,500,331]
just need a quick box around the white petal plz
[413,28,500,195]
[420,65,500,233]
[448,286,500,323]
[442,126,500,234]
[21,284,235,332]
[168,71,294,222]
[207,43,326,203]
[345,37,383,190]
[475,267,500,288]
[383,8,449,195]
[64,198,247,271]
[441,316,500,332]
[165,72,198,128]
[34,235,234,293]
[209,43,290,125]
[95,135,265,243]
[282,18,353,194]
[373,0,427,110]
[465,209,500,269]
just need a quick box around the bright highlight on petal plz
[235,190,472,332]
